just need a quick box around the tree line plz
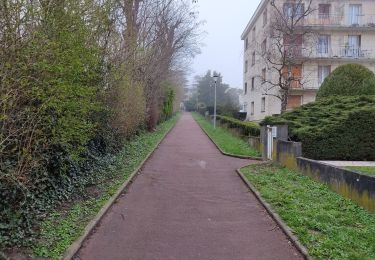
[0,0,200,246]
[185,71,241,117]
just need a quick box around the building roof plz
[241,0,269,40]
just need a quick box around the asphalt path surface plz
[75,113,302,260]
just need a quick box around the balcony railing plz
[314,47,373,59]
[285,45,374,59]
[302,13,375,28]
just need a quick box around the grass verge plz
[32,115,180,260]
[346,166,375,176]
[192,113,260,157]
[241,163,375,259]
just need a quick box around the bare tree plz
[111,0,201,129]
[255,0,317,113]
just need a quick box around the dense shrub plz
[317,64,375,99]
[160,81,176,122]
[217,115,260,136]
[0,5,105,246]
[234,112,247,121]
[184,100,196,112]
[108,75,146,138]
[0,0,186,249]
[262,96,375,160]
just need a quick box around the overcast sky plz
[190,0,261,88]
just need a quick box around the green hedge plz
[217,115,260,136]
[262,96,375,160]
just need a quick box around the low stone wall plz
[273,139,302,171]
[248,136,261,153]
[216,120,261,153]
[297,158,375,213]
[261,124,375,212]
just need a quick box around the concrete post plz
[275,125,288,141]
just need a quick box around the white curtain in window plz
[318,66,330,85]
[349,5,361,25]
[318,35,329,54]
[348,35,360,57]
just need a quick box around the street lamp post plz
[213,74,219,129]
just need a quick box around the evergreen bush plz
[317,64,375,99]
[262,96,375,160]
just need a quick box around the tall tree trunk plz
[280,88,289,113]
[147,94,159,131]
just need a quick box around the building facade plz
[242,0,375,121]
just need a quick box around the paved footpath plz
[75,113,302,260]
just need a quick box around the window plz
[346,35,361,57]
[283,2,304,19]
[349,4,362,25]
[251,77,255,90]
[284,34,302,57]
[261,97,266,112]
[244,82,248,95]
[318,65,331,85]
[252,27,256,42]
[319,4,331,20]
[245,37,249,50]
[287,95,302,109]
[261,38,267,54]
[283,3,293,17]
[282,65,302,88]
[245,60,248,73]
[251,102,255,115]
[262,68,266,83]
[263,8,268,26]
[243,102,248,113]
[318,35,330,55]
[251,51,256,66]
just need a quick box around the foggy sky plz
[190,0,261,88]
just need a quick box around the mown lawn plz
[346,166,375,176]
[192,113,260,157]
[32,115,180,260]
[241,164,375,260]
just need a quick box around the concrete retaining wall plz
[263,125,375,212]
[216,120,261,153]
[273,139,302,171]
[248,136,261,153]
[297,158,375,212]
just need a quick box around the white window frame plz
[261,97,266,112]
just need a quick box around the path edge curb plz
[62,116,180,260]
[194,118,263,160]
[236,167,311,260]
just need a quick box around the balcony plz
[285,45,374,60]
[312,47,373,60]
[303,13,375,29]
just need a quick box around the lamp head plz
[213,74,219,83]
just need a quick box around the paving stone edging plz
[62,118,179,260]
[195,119,263,160]
[236,168,311,260]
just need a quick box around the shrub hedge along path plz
[74,113,302,260]
[262,96,375,160]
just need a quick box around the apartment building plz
[242,0,375,121]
